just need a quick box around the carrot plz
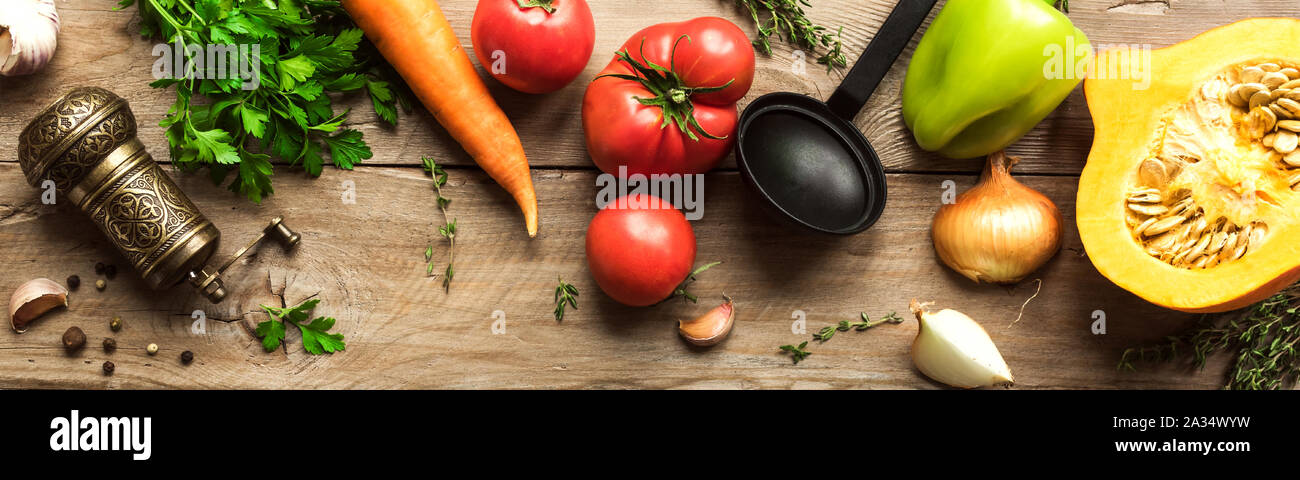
[343,0,538,237]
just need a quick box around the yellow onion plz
[931,151,1062,284]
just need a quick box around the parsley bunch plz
[258,298,346,355]
[117,0,410,202]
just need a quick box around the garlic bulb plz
[931,151,1062,284]
[0,0,60,76]
[909,299,1013,389]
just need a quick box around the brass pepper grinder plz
[16,87,299,303]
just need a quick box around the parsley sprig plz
[117,0,411,202]
[734,0,848,72]
[422,157,455,291]
[257,298,346,355]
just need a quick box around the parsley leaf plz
[121,0,406,203]
[257,298,346,355]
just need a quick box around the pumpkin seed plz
[1285,151,1300,168]
[1242,66,1267,84]
[1206,230,1228,255]
[1128,202,1169,216]
[1278,119,1300,132]
[1263,72,1289,89]
[1144,215,1185,236]
[1270,103,1293,120]
[1278,98,1300,117]
[1263,132,1277,148]
[1259,63,1282,73]
[1272,88,1291,102]
[1250,90,1273,109]
[1237,83,1267,103]
[1250,222,1268,247]
[1127,191,1161,203]
[1185,231,1213,261]
[1282,67,1300,80]
[1219,232,1239,262]
[1282,79,1300,90]
[1275,130,1298,153]
[1138,159,1168,189]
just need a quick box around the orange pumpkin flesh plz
[1080,18,1300,313]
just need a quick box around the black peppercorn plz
[103,337,117,352]
[66,275,80,290]
[62,327,86,353]
[103,361,114,375]
[104,264,117,279]
[94,262,105,275]
[180,350,194,364]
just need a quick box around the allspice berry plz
[180,350,194,364]
[102,337,117,353]
[102,361,114,375]
[62,327,86,353]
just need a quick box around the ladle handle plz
[826,0,938,121]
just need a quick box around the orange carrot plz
[343,0,538,237]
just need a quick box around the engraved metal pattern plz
[17,87,135,190]
[86,159,205,276]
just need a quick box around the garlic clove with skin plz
[909,299,1014,389]
[9,277,69,333]
[0,0,60,77]
[678,296,735,346]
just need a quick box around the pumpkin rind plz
[1080,18,1300,313]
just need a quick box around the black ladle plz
[735,0,938,234]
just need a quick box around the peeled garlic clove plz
[909,299,1013,389]
[9,277,69,333]
[678,296,734,346]
[0,0,60,76]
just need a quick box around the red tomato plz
[582,17,755,176]
[471,0,596,94]
[586,193,697,307]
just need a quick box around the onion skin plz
[931,151,1062,284]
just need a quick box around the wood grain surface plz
[2,0,1286,389]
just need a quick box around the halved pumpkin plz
[1080,18,1300,313]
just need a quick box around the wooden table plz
[0,0,1280,389]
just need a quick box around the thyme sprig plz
[814,311,904,342]
[554,278,579,322]
[1119,289,1300,390]
[672,261,723,303]
[734,0,848,72]
[422,157,455,291]
[779,341,812,364]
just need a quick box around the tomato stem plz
[516,0,556,14]
[595,36,735,141]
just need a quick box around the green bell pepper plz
[902,0,1091,159]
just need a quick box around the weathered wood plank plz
[4,1,1297,176]
[0,163,1225,389]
